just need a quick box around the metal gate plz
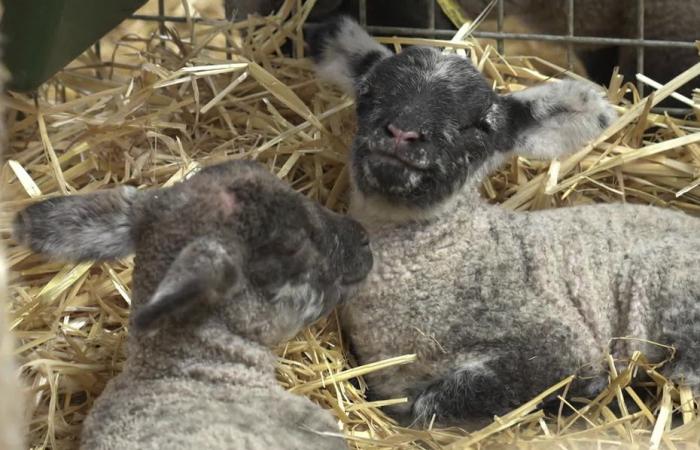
[124,0,698,107]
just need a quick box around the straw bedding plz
[1,0,699,448]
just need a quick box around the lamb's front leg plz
[410,323,606,426]
[410,359,517,425]
[411,358,607,425]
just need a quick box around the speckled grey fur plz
[349,190,700,425]
[14,161,373,449]
[312,17,700,426]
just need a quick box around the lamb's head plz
[311,16,616,214]
[13,161,373,345]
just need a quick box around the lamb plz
[311,16,700,426]
[13,160,373,449]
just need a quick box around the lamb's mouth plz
[369,151,429,171]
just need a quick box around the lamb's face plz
[13,161,373,341]
[127,162,373,339]
[312,16,616,217]
[352,47,498,207]
[138,163,369,286]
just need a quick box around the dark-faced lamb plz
[311,16,700,426]
[13,160,373,449]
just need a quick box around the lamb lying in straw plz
[311,16,700,426]
[13,160,373,449]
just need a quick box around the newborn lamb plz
[311,17,700,426]
[13,160,373,449]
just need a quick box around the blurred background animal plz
[225,0,699,96]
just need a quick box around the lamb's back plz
[80,373,344,450]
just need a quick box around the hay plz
[1,0,699,448]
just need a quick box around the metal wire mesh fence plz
[123,0,698,101]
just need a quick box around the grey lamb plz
[311,16,700,426]
[13,160,373,449]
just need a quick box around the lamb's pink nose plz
[387,124,420,146]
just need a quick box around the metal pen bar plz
[567,0,574,71]
[158,0,166,36]
[359,0,367,27]
[363,25,696,49]
[497,0,505,54]
[130,14,201,22]
[93,41,102,80]
[637,0,645,96]
[428,0,436,37]
[127,12,694,52]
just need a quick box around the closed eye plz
[255,230,308,258]
[278,236,309,257]
[478,117,494,133]
[459,121,491,134]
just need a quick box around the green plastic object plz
[1,0,147,91]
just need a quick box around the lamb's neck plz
[125,319,277,387]
[350,182,503,231]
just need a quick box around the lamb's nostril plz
[386,123,400,138]
[387,124,420,145]
[402,131,419,142]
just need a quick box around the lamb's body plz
[81,321,342,450]
[346,188,700,422]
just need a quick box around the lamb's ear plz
[493,79,617,159]
[131,238,242,334]
[12,186,139,261]
[308,15,391,94]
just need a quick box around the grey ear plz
[131,238,242,333]
[494,79,617,159]
[309,16,391,94]
[13,186,139,261]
